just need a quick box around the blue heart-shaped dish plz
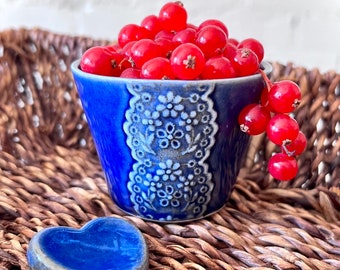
[27,217,148,270]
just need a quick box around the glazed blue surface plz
[71,61,272,222]
[27,217,148,270]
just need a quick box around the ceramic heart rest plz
[27,217,148,270]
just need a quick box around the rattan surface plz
[0,28,339,270]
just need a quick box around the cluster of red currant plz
[238,71,307,181]
[80,1,263,80]
[80,1,306,181]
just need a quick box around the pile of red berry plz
[79,1,306,181]
[80,1,263,80]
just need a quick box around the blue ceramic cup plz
[71,60,272,222]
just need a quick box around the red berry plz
[121,41,136,57]
[228,38,239,46]
[141,57,175,80]
[118,24,149,48]
[155,37,176,58]
[120,41,137,69]
[268,80,301,113]
[232,48,259,77]
[195,25,227,59]
[201,56,236,79]
[197,19,229,38]
[282,131,307,156]
[170,43,205,80]
[223,43,237,60]
[172,28,196,46]
[268,153,298,181]
[129,39,163,68]
[120,67,141,78]
[238,103,271,135]
[238,38,265,63]
[141,15,162,38]
[80,46,124,76]
[158,1,188,32]
[267,114,299,146]
[155,30,175,40]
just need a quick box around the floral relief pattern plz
[124,82,218,221]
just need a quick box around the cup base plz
[115,203,227,224]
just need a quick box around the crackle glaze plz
[71,61,272,222]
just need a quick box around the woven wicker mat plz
[0,28,339,270]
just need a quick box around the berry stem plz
[281,143,296,157]
[260,69,273,91]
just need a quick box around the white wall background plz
[1,0,340,73]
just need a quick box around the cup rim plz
[71,59,272,84]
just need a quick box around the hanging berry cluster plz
[238,71,307,181]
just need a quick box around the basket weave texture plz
[0,28,339,270]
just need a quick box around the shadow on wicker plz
[0,28,339,270]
